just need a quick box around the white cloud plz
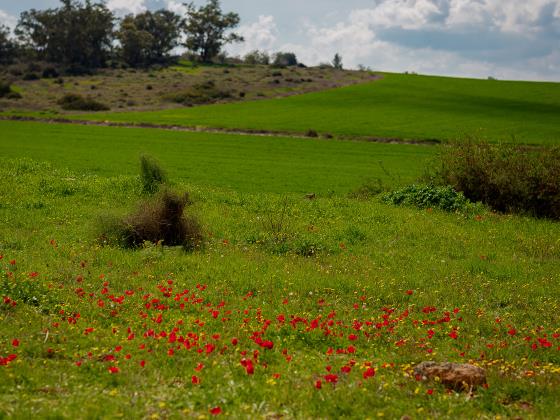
[166,0,188,16]
[0,9,18,30]
[106,0,147,16]
[352,0,445,29]
[271,0,560,81]
[228,15,278,56]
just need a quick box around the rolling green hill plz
[75,72,560,145]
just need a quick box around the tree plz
[117,10,182,67]
[332,53,343,70]
[182,0,243,63]
[117,17,154,67]
[0,25,17,65]
[272,52,297,67]
[16,0,114,71]
[243,49,269,65]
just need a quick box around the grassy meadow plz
[72,72,560,145]
[1,75,560,419]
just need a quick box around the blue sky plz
[1,0,559,81]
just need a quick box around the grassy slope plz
[75,72,560,145]
[0,120,434,194]
[0,157,559,418]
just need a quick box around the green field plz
[1,73,560,418]
[75,73,560,145]
[0,120,434,193]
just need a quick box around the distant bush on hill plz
[272,52,298,67]
[243,50,270,65]
[430,140,560,219]
[0,81,22,99]
[165,80,231,106]
[57,94,109,111]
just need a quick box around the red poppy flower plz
[363,367,376,379]
[325,374,338,383]
[210,407,221,415]
[11,339,19,347]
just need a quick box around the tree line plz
[0,0,245,72]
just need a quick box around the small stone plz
[414,361,487,391]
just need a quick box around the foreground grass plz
[0,120,433,194]
[73,72,560,145]
[1,157,559,418]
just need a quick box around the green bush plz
[140,154,168,194]
[430,140,560,219]
[57,93,110,111]
[382,184,480,213]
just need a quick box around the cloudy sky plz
[1,0,559,81]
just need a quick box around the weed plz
[349,179,387,199]
[139,154,168,194]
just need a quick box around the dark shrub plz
[382,184,481,213]
[23,72,40,81]
[57,93,110,111]
[105,190,202,250]
[0,81,12,97]
[166,80,231,106]
[42,67,59,78]
[0,82,20,99]
[430,140,560,219]
[5,91,22,100]
[305,129,318,138]
[140,154,168,194]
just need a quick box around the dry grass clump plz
[99,190,202,251]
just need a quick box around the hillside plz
[0,62,374,113]
[72,72,560,145]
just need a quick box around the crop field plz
[1,73,560,419]
[0,120,434,193]
[71,73,560,145]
